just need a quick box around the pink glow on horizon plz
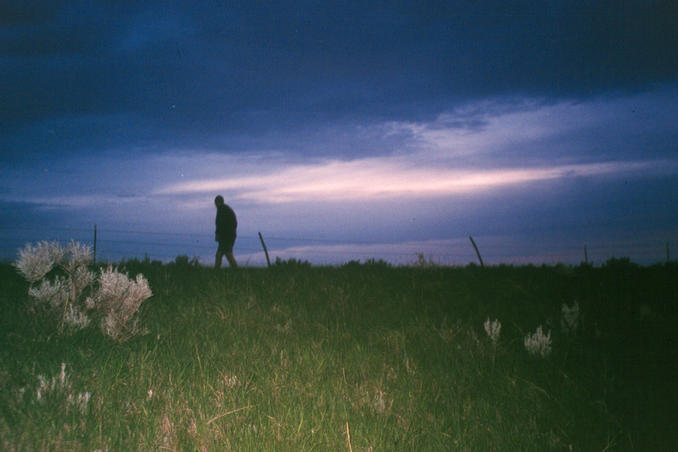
[155,159,660,203]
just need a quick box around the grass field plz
[1,258,677,450]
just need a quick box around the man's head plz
[214,195,224,207]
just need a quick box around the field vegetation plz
[1,256,676,450]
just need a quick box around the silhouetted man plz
[214,195,237,268]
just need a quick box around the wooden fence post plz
[258,232,271,267]
[469,235,484,267]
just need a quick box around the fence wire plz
[0,225,674,266]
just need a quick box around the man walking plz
[214,195,238,268]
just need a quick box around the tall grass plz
[1,259,677,450]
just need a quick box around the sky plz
[2,0,677,266]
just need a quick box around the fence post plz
[258,232,271,267]
[469,235,484,267]
[93,224,97,265]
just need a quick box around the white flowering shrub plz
[14,240,152,341]
[28,278,70,308]
[15,241,64,284]
[524,325,552,357]
[15,241,92,332]
[483,317,501,368]
[89,266,152,342]
[483,317,501,344]
[27,363,91,414]
[561,301,580,334]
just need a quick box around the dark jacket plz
[216,204,237,241]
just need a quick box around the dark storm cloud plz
[0,1,62,26]
[0,200,65,229]
[1,0,677,160]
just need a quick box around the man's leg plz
[226,251,238,268]
[215,247,223,269]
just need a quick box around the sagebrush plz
[14,240,152,341]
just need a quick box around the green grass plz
[1,259,677,450]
